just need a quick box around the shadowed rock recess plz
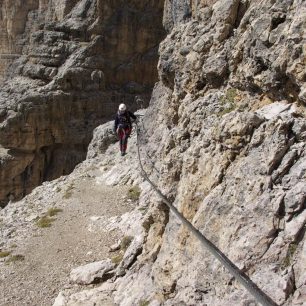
[53,0,305,305]
[0,0,165,206]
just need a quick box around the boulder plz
[70,259,115,285]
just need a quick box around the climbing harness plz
[135,119,278,306]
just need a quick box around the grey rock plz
[70,259,115,285]
[116,234,144,276]
[87,122,117,159]
[256,102,292,120]
[299,86,306,105]
[2,1,306,306]
[284,182,306,216]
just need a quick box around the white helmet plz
[119,103,126,111]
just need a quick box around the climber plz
[114,103,136,156]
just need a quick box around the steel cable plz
[135,121,278,306]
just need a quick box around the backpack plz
[117,111,131,129]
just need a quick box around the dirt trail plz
[0,172,134,306]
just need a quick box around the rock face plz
[0,0,165,206]
[108,0,306,305]
[58,0,306,305]
[1,0,306,305]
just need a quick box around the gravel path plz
[0,169,134,306]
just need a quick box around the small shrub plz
[111,254,123,265]
[0,251,11,258]
[127,186,141,201]
[47,207,63,217]
[36,216,55,228]
[7,254,25,263]
[120,236,133,251]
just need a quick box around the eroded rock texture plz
[0,0,165,206]
[90,0,305,305]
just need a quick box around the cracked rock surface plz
[55,0,306,305]
[1,0,306,306]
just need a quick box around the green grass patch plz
[47,207,63,217]
[6,254,25,263]
[36,216,55,228]
[111,254,124,265]
[0,251,11,258]
[120,236,133,251]
[218,88,238,117]
[222,88,238,104]
[139,300,150,306]
[127,185,141,201]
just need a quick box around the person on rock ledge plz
[113,103,136,156]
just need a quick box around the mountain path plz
[0,170,134,306]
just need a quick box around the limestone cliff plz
[0,0,165,206]
[55,0,305,305]
[1,0,306,305]
[106,0,306,305]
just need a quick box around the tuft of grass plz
[6,254,25,263]
[218,88,238,117]
[0,251,11,258]
[111,254,124,265]
[47,207,63,217]
[127,185,141,201]
[224,88,238,104]
[120,236,133,251]
[63,184,74,199]
[139,300,150,306]
[36,216,55,228]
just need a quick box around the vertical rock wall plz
[109,0,306,305]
